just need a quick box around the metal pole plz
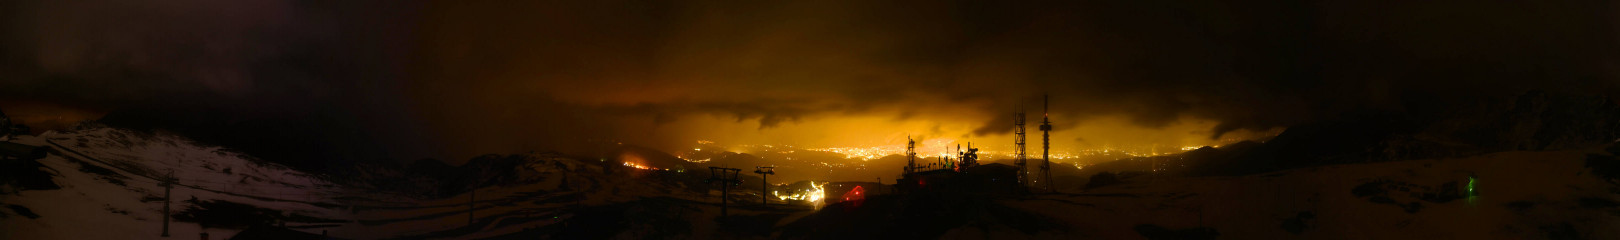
[761,173,768,205]
[162,170,172,237]
[708,167,741,217]
[720,180,728,217]
[755,166,774,206]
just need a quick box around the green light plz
[1467,177,1476,196]
[1465,176,1480,206]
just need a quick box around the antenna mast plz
[1014,102,1028,190]
[1040,94,1055,193]
[905,136,916,175]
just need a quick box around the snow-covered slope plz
[0,128,351,239]
[0,127,762,239]
[998,145,1620,239]
[14,126,1611,239]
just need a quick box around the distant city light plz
[622,162,657,170]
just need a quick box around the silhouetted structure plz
[956,143,978,171]
[895,163,1019,195]
[894,140,1020,195]
[161,169,174,237]
[754,166,774,205]
[905,136,917,175]
[1040,95,1055,192]
[705,167,741,216]
[1014,106,1028,190]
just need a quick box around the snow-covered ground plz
[9,127,1613,239]
[998,146,1620,239]
[2,128,353,239]
[0,127,803,239]
[772,145,1620,239]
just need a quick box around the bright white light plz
[807,181,826,204]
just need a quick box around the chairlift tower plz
[706,167,742,216]
[754,166,775,205]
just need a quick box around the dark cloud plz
[3,0,1618,167]
[0,0,432,168]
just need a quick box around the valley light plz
[622,162,651,170]
[806,181,826,203]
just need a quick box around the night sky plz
[3,0,1617,166]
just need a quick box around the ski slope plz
[0,127,781,239]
